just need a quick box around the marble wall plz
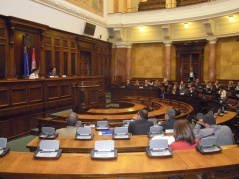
[131,43,166,79]
[215,37,239,80]
[113,36,239,82]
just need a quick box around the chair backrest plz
[77,127,91,135]
[149,126,163,133]
[148,118,157,124]
[96,121,108,127]
[114,127,128,134]
[42,127,56,134]
[0,138,7,149]
[40,140,59,151]
[149,139,168,150]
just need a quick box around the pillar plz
[208,39,217,82]
[164,42,172,80]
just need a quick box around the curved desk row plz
[1,146,239,178]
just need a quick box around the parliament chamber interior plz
[1,0,239,178]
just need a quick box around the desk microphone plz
[207,106,215,115]
[200,133,215,140]
[38,118,55,134]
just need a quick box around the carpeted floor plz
[7,135,36,152]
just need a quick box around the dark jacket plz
[128,119,154,135]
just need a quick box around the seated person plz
[214,80,221,91]
[162,78,168,86]
[172,83,180,95]
[193,114,234,146]
[179,84,190,95]
[218,86,227,103]
[235,82,239,91]
[124,79,132,88]
[153,79,160,88]
[133,80,140,88]
[159,108,176,130]
[48,67,59,77]
[169,119,199,150]
[227,80,235,91]
[178,81,184,90]
[206,82,216,93]
[56,112,78,136]
[166,84,173,94]
[189,85,198,97]
[128,109,154,135]
[194,78,201,88]
[29,69,39,79]
[143,79,152,88]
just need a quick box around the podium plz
[72,81,100,114]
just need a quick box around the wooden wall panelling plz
[0,87,10,108]
[0,18,7,79]
[6,16,48,79]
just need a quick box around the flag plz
[24,47,29,77]
[31,48,36,70]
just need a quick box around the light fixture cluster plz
[184,23,188,28]
[139,26,144,32]
[229,16,234,22]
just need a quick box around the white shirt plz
[29,73,39,79]
[219,89,226,99]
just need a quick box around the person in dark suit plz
[124,79,132,88]
[159,108,176,130]
[179,83,190,95]
[189,85,198,97]
[194,78,201,88]
[206,82,216,93]
[128,109,154,135]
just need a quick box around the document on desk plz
[36,151,58,158]
[98,130,113,136]
[151,136,175,145]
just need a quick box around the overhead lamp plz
[184,23,189,28]
[229,16,234,22]
[139,26,144,32]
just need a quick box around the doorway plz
[175,42,206,82]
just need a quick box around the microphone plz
[200,133,215,140]
[38,117,55,134]
[198,107,206,114]
[207,106,215,114]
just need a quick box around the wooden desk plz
[86,101,146,115]
[26,134,150,153]
[216,111,237,124]
[111,87,161,102]
[176,145,239,177]
[1,146,239,178]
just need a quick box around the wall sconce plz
[184,23,189,28]
[229,16,234,22]
[139,26,144,32]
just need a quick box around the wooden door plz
[175,42,206,82]
[180,53,201,82]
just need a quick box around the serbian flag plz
[31,48,36,70]
[23,47,29,77]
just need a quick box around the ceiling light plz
[184,23,189,28]
[229,16,234,22]
[139,26,144,32]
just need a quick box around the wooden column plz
[164,42,172,80]
[208,39,217,82]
